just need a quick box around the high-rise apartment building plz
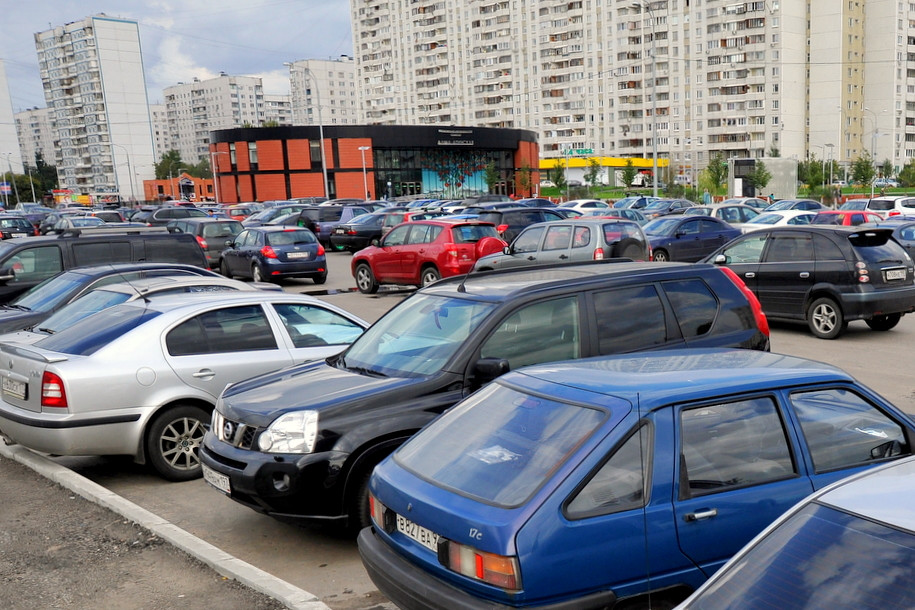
[148,103,171,163]
[164,74,266,164]
[352,1,906,177]
[264,94,293,126]
[287,57,359,126]
[35,15,155,201]
[14,107,56,170]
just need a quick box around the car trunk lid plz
[0,343,68,413]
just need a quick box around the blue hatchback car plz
[358,349,915,610]
[642,215,741,262]
[218,226,327,284]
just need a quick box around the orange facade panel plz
[337,139,374,170]
[289,173,326,199]
[237,174,254,202]
[287,140,312,170]
[256,140,284,171]
[254,173,286,201]
[235,143,251,172]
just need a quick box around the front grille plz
[212,411,259,450]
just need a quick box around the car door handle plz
[192,369,216,379]
[799,272,810,278]
[559,254,568,259]
[744,272,756,278]
[527,256,536,261]
[685,508,718,521]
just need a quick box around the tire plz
[145,404,209,481]
[251,264,266,283]
[420,266,441,287]
[653,249,670,262]
[219,260,232,278]
[347,469,374,534]
[313,272,328,285]
[866,313,901,331]
[621,243,646,260]
[355,263,379,294]
[807,297,845,339]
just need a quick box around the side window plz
[235,230,252,247]
[72,242,132,266]
[145,238,201,264]
[813,234,845,260]
[663,278,718,338]
[764,234,814,263]
[512,227,544,252]
[680,397,794,498]
[790,388,909,472]
[572,226,590,248]
[4,246,63,282]
[699,219,724,233]
[479,296,580,369]
[166,305,276,355]
[384,224,410,246]
[543,225,572,250]
[593,285,667,353]
[566,424,652,519]
[273,303,364,347]
[680,220,701,235]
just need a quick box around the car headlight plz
[257,410,319,454]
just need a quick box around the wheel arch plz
[803,284,844,319]
[135,397,215,465]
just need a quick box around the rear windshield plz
[682,503,915,609]
[848,231,910,264]
[265,230,317,246]
[450,224,499,243]
[35,305,161,356]
[867,198,896,211]
[394,382,606,507]
[201,221,242,239]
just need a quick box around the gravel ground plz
[0,452,287,610]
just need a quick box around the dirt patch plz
[0,453,286,610]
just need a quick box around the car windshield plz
[35,289,133,334]
[642,217,683,236]
[340,293,495,377]
[811,214,844,225]
[35,305,161,356]
[10,272,86,313]
[840,200,868,210]
[682,503,915,609]
[748,213,784,225]
[643,200,672,210]
[394,382,608,507]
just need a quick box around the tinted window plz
[593,285,666,353]
[680,396,794,498]
[848,233,910,264]
[764,234,814,262]
[35,306,161,356]
[395,382,606,508]
[813,233,845,260]
[201,222,242,239]
[13,272,85,312]
[145,237,205,264]
[451,224,499,243]
[265,230,316,246]
[790,388,909,472]
[72,241,132,266]
[567,424,652,518]
[480,297,580,369]
[166,305,277,356]
[663,279,718,338]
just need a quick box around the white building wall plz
[14,107,56,171]
[287,57,357,127]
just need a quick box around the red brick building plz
[209,125,540,203]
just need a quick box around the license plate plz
[1,376,26,400]
[10,233,26,238]
[396,513,440,552]
[885,268,906,281]
[334,228,345,234]
[202,464,231,494]
[286,251,310,259]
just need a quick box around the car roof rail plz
[57,226,169,238]
[456,258,635,292]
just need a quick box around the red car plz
[351,219,506,293]
[811,209,884,226]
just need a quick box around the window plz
[663,279,718,338]
[273,303,363,347]
[680,396,794,498]
[567,424,652,518]
[166,305,277,355]
[764,234,814,262]
[720,233,767,263]
[480,297,580,369]
[573,226,590,248]
[593,284,667,353]
[383,224,410,246]
[72,241,132,266]
[406,224,441,245]
[513,227,544,253]
[5,246,64,282]
[790,388,909,472]
[543,225,572,250]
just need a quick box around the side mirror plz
[0,267,14,282]
[472,358,510,385]
[713,254,728,265]
[503,245,511,255]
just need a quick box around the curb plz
[0,442,330,610]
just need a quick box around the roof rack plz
[57,226,169,238]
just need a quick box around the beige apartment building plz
[286,57,359,127]
[352,0,909,179]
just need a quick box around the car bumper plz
[0,401,143,457]
[199,435,347,522]
[358,528,616,610]
[839,285,915,320]
[263,259,327,279]
[330,235,373,249]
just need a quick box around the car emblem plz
[7,360,12,369]
[222,420,236,441]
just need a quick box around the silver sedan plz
[0,291,367,481]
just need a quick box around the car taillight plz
[317,244,325,256]
[444,243,458,258]
[41,371,68,408]
[368,493,396,532]
[855,261,870,283]
[440,539,521,591]
[496,224,509,234]
[719,266,770,336]
[196,235,208,249]
[260,246,278,259]
[593,247,605,260]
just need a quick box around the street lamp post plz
[210,151,227,203]
[632,2,658,198]
[3,153,20,205]
[863,107,885,199]
[111,143,135,202]
[299,66,330,198]
[358,146,371,199]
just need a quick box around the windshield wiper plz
[6,304,30,311]
[36,327,55,334]
[347,366,387,378]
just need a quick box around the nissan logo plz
[222,421,236,441]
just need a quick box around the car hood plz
[217,358,435,428]
[0,310,44,334]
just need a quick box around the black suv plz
[705,225,915,338]
[293,204,370,248]
[475,207,566,243]
[200,261,770,530]
[0,226,208,302]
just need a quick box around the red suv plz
[351,219,506,292]
[811,210,884,226]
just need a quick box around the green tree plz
[899,160,915,187]
[155,150,185,180]
[621,159,638,189]
[851,154,876,188]
[551,161,567,191]
[703,154,728,195]
[880,159,894,180]
[517,160,532,195]
[32,151,58,197]
[483,161,499,192]
[584,158,602,192]
[745,160,772,193]
[767,146,780,158]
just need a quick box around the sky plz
[0,0,354,112]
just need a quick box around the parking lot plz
[18,251,915,609]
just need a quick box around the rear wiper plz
[347,366,387,378]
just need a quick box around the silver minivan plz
[472,217,650,271]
